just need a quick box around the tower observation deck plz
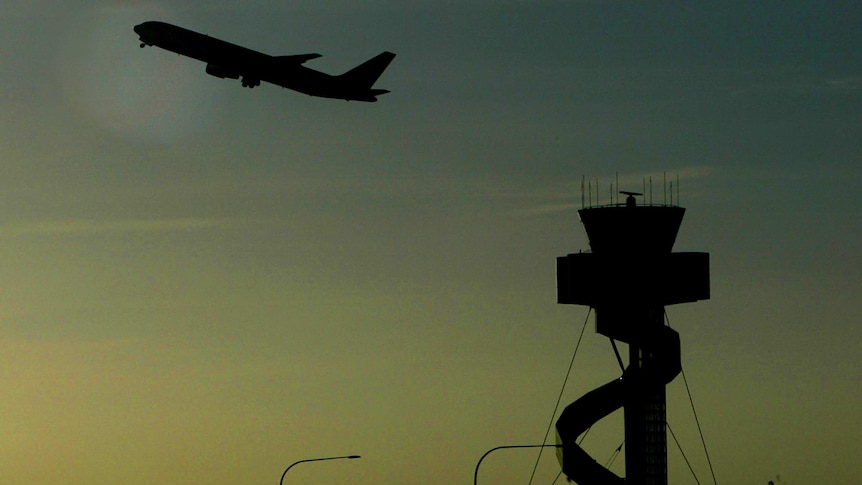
[555,193,709,485]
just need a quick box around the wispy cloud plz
[825,75,862,94]
[725,71,862,100]
[0,218,242,238]
[509,202,582,217]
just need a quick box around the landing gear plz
[241,77,260,88]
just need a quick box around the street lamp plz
[474,444,562,485]
[279,454,361,485]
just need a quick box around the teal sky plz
[0,1,859,484]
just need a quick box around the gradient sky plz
[0,1,859,484]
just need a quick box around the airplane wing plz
[274,53,322,64]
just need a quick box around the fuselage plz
[143,22,260,63]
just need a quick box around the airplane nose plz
[134,23,153,48]
[134,21,157,35]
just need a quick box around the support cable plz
[551,469,563,485]
[665,311,718,485]
[681,367,718,485]
[604,440,624,469]
[528,308,592,485]
[578,426,591,445]
[667,422,702,485]
[550,426,593,485]
[610,338,625,372]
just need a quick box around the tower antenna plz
[663,172,667,206]
[649,175,652,205]
[581,175,585,209]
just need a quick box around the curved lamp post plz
[474,444,562,485]
[279,454,361,485]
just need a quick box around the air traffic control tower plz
[555,191,710,485]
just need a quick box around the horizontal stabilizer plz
[274,53,322,64]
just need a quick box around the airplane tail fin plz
[339,51,396,89]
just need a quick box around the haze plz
[0,2,859,484]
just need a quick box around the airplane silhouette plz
[134,21,395,102]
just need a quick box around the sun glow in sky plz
[0,1,859,484]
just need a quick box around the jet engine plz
[205,63,240,80]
